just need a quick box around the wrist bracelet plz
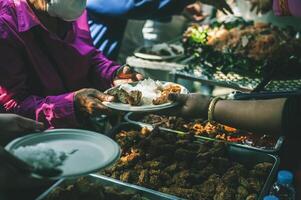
[208,97,222,123]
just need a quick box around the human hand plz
[248,0,273,14]
[184,2,207,21]
[113,65,144,86]
[200,0,233,14]
[27,0,47,11]
[161,93,211,119]
[0,114,44,144]
[74,88,115,125]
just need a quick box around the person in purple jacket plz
[0,0,143,129]
[273,0,301,16]
[248,0,301,16]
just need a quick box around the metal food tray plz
[36,174,182,200]
[125,112,284,154]
[108,123,280,200]
[173,68,301,92]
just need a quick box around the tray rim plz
[35,174,184,200]
[124,112,285,154]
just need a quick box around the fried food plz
[108,80,182,106]
[141,114,278,149]
[153,84,182,105]
[45,177,150,200]
[107,88,142,106]
[103,128,272,200]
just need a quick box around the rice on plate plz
[120,79,164,105]
[107,78,184,106]
[13,143,68,170]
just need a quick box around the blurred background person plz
[223,0,301,30]
[86,0,232,60]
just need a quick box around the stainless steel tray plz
[173,70,301,92]
[125,112,284,154]
[108,123,280,200]
[36,174,183,200]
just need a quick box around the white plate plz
[5,129,120,179]
[134,47,184,61]
[103,82,189,112]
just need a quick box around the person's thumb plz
[18,116,45,132]
[94,91,115,102]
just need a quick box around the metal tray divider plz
[36,173,183,200]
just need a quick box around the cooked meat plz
[45,177,151,200]
[153,84,182,105]
[102,128,272,200]
[107,87,142,106]
[108,82,183,106]
[141,114,278,149]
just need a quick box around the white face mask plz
[46,0,87,21]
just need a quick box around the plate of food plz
[103,79,189,112]
[134,43,184,61]
[5,129,121,179]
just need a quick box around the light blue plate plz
[5,129,120,179]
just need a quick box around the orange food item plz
[120,148,140,163]
[223,125,237,133]
[153,84,182,105]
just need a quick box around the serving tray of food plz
[103,123,279,200]
[175,16,301,92]
[125,113,284,154]
[36,174,182,200]
[174,68,301,92]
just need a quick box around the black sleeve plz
[282,95,301,139]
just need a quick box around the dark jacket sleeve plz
[86,0,194,20]
[282,95,301,139]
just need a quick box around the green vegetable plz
[189,27,208,45]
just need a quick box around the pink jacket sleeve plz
[273,0,301,16]
[0,38,78,129]
[76,10,121,90]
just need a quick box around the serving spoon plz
[0,146,62,178]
